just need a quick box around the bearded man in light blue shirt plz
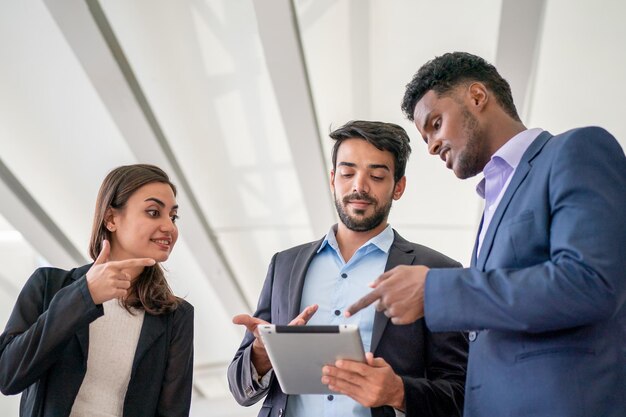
[229,120,468,417]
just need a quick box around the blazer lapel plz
[371,232,415,353]
[476,131,553,270]
[287,238,324,321]
[471,215,483,267]
[131,313,165,375]
[72,265,92,358]
[76,327,89,358]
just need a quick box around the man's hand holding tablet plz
[232,304,319,376]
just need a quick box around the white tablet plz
[258,324,365,394]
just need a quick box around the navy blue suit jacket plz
[425,127,626,417]
[228,231,468,417]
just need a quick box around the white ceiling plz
[1,1,624,415]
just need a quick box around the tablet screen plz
[258,324,365,394]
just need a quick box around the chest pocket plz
[504,210,549,267]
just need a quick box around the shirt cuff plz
[251,362,274,389]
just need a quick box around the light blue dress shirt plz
[285,224,394,417]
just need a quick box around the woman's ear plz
[105,208,117,232]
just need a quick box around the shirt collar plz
[493,128,543,170]
[318,223,394,254]
[476,128,543,198]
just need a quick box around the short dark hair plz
[329,120,412,183]
[401,51,520,122]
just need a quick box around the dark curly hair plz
[401,52,520,122]
[329,120,412,183]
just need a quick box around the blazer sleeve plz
[425,127,626,332]
[156,300,194,417]
[401,329,468,417]
[227,253,277,406]
[0,268,103,395]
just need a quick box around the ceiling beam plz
[0,158,86,269]
[349,0,371,117]
[0,270,19,298]
[494,0,547,121]
[42,0,252,313]
[252,0,336,237]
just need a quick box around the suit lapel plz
[72,265,92,358]
[371,232,415,353]
[471,215,483,267]
[131,312,165,375]
[76,327,89,358]
[476,131,553,270]
[287,239,324,321]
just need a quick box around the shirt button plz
[468,331,477,342]
[327,395,334,401]
[341,273,347,278]
[334,310,341,316]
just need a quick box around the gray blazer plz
[228,230,468,417]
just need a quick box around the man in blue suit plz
[347,52,626,416]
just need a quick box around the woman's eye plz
[170,214,179,223]
[146,209,159,217]
[434,118,442,130]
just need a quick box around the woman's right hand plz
[86,240,156,305]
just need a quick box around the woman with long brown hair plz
[0,164,194,417]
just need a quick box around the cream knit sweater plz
[69,299,145,417]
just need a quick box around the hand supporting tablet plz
[258,325,366,394]
[321,352,405,410]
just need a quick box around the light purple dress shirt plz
[476,128,543,256]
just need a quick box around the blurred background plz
[1,0,624,415]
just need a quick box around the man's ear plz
[467,82,489,111]
[393,176,407,200]
[330,169,336,193]
[104,207,117,232]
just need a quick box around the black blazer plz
[0,264,194,417]
[228,230,468,417]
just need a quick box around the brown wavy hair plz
[89,164,181,315]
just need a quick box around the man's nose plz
[428,136,442,155]
[352,173,369,193]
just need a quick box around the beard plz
[334,190,393,232]
[455,107,491,179]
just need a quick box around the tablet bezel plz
[258,324,366,395]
